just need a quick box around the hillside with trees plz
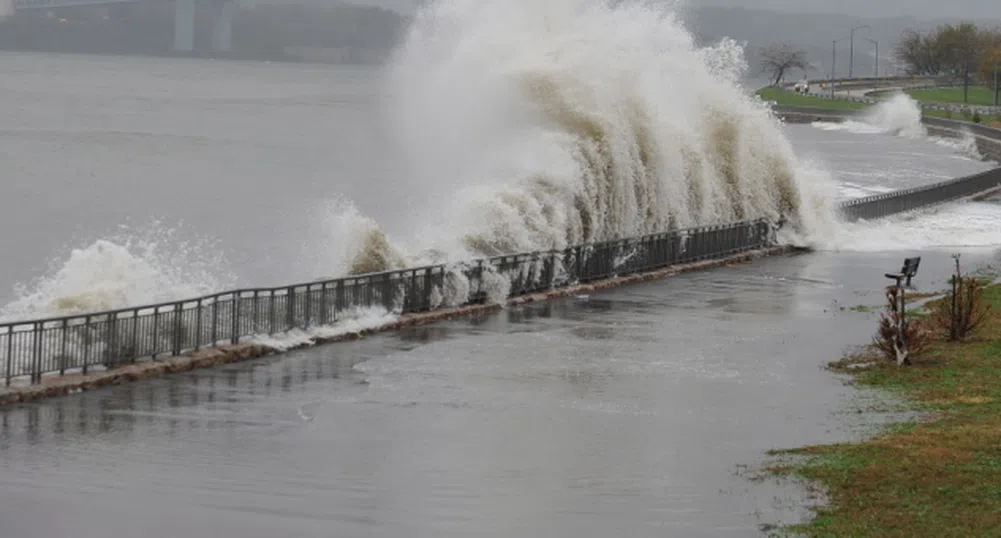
[894,23,1001,103]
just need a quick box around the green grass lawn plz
[754,86,869,110]
[765,283,1001,537]
[872,86,1000,107]
[755,86,1001,125]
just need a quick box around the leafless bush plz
[873,285,930,366]
[930,255,991,342]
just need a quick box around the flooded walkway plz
[2,248,997,537]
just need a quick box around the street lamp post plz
[866,38,879,78]
[994,64,999,107]
[831,36,849,98]
[849,25,870,78]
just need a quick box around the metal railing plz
[773,106,1001,161]
[839,167,1001,222]
[770,105,1001,221]
[0,219,773,386]
[5,112,1001,388]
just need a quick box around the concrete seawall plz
[0,245,798,406]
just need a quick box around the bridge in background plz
[5,0,233,53]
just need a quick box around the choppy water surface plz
[0,49,995,313]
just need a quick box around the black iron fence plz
[4,111,1000,388]
[838,167,1001,222]
[0,219,773,386]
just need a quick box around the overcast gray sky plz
[347,0,998,20]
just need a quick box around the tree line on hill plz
[895,23,1001,86]
[759,21,1001,103]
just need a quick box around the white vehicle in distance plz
[793,79,810,93]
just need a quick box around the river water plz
[0,52,995,305]
[1,52,1001,537]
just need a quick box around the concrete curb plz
[0,245,798,407]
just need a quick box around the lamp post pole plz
[994,64,999,107]
[849,25,870,78]
[832,36,849,98]
[866,38,879,78]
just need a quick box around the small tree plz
[930,254,991,341]
[895,28,945,76]
[760,44,809,85]
[936,23,989,103]
[873,285,929,366]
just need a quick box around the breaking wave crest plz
[0,223,235,322]
[811,94,926,138]
[1,0,848,321]
[811,93,981,158]
[341,0,838,274]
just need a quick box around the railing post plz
[4,325,12,387]
[105,312,115,367]
[286,287,295,331]
[383,273,394,312]
[305,284,313,328]
[335,279,345,317]
[131,310,139,362]
[31,322,42,385]
[252,290,260,333]
[80,315,92,370]
[150,309,158,361]
[320,282,330,324]
[211,298,218,347]
[59,319,68,375]
[231,292,241,345]
[195,299,203,351]
[172,303,183,356]
[269,291,276,334]
[423,269,433,311]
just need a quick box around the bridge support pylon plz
[173,0,195,52]
[210,0,233,53]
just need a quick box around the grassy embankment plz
[755,86,868,111]
[764,282,1001,537]
[871,86,999,107]
[755,86,1001,125]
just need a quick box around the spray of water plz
[0,222,235,322]
[824,201,1001,252]
[811,93,983,159]
[338,0,840,273]
[8,1,996,326]
[863,93,928,138]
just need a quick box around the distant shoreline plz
[0,3,404,64]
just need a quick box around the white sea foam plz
[811,94,926,138]
[330,0,841,274]
[823,201,1001,252]
[810,93,984,160]
[0,222,235,322]
[245,307,399,352]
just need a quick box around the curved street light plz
[866,38,879,78]
[849,25,871,78]
[831,35,850,98]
